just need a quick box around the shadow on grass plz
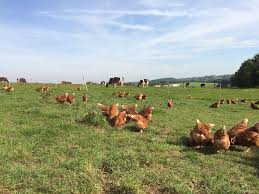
[105,182,136,194]
[99,161,113,175]
[195,146,218,155]
[229,146,245,152]
[177,136,218,155]
[123,125,142,133]
[234,147,259,178]
[165,136,189,146]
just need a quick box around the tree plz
[231,54,259,87]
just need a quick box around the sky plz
[0,0,259,83]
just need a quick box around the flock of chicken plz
[2,84,259,150]
[97,103,153,133]
[210,98,259,110]
[36,87,153,133]
[112,90,148,100]
[190,119,259,150]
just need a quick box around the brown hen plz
[210,101,220,108]
[111,111,127,128]
[214,126,230,150]
[190,119,214,146]
[138,106,154,121]
[121,104,138,115]
[128,114,149,133]
[228,118,248,144]
[167,99,174,108]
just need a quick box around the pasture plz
[0,83,258,194]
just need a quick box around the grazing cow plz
[200,83,206,88]
[186,83,190,87]
[61,81,72,84]
[137,79,149,87]
[100,81,106,86]
[214,83,221,88]
[0,77,9,83]
[17,78,27,83]
[106,77,124,88]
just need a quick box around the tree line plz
[231,53,259,88]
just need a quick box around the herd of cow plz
[100,77,149,88]
[0,76,149,88]
[1,76,215,88]
[0,77,27,83]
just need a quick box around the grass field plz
[0,83,258,194]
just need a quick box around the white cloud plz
[141,6,259,48]
[138,0,185,8]
[62,9,188,17]
[108,21,153,31]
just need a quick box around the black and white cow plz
[185,83,190,87]
[0,77,9,83]
[17,78,27,83]
[200,83,206,88]
[137,79,149,87]
[106,77,124,87]
[100,81,106,86]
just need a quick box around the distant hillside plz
[150,74,233,85]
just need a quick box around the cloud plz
[62,9,188,17]
[141,6,259,49]
[138,0,185,8]
[108,21,153,31]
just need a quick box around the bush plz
[76,110,107,127]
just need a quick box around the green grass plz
[0,83,258,194]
